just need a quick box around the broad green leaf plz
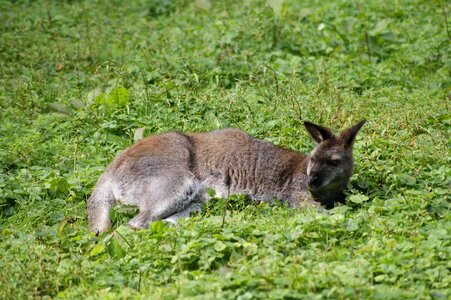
[116,225,134,236]
[214,241,226,252]
[398,174,416,186]
[89,243,106,257]
[107,87,129,108]
[107,234,126,259]
[49,178,70,196]
[2,228,13,237]
[349,194,369,204]
[151,221,166,234]
[330,205,352,214]
[345,219,359,232]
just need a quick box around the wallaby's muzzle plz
[308,175,322,189]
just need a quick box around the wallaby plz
[88,120,366,233]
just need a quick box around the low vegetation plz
[0,0,449,298]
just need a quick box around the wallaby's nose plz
[308,175,322,188]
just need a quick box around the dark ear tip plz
[356,119,367,128]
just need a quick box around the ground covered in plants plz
[0,0,450,299]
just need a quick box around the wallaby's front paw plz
[89,219,112,234]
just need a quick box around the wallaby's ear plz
[304,121,335,143]
[339,120,366,148]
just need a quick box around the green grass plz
[0,0,450,298]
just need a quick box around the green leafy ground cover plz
[0,0,450,298]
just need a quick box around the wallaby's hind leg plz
[87,175,116,233]
[163,201,203,224]
[126,170,201,230]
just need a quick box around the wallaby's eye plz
[328,159,340,166]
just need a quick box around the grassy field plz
[0,0,450,298]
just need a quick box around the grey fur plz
[87,121,365,233]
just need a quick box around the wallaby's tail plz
[87,174,115,233]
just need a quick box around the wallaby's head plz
[304,120,366,207]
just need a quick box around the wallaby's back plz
[191,129,309,203]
